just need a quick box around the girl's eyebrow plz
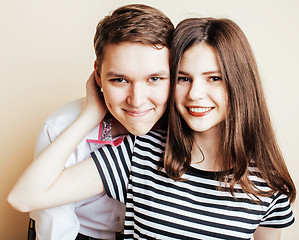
[202,70,221,75]
[178,70,189,75]
[178,70,221,76]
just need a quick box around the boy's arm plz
[8,73,106,212]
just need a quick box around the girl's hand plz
[253,226,281,240]
[84,72,108,124]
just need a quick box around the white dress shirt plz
[30,98,126,240]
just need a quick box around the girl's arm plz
[8,73,107,212]
[253,226,281,240]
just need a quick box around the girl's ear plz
[94,60,102,87]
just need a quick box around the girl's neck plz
[191,127,222,171]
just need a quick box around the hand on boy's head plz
[85,72,108,118]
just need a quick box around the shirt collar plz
[86,113,124,147]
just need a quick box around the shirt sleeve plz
[34,122,56,157]
[91,134,135,203]
[259,192,295,228]
[30,206,79,240]
[30,122,80,240]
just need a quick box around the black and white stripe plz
[92,134,134,203]
[92,130,294,239]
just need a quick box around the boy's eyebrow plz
[105,71,127,78]
[148,70,169,77]
[105,70,170,78]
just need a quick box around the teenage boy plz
[27,4,174,240]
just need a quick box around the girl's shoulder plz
[136,129,167,145]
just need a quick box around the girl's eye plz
[209,76,222,82]
[149,77,161,82]
[177,77,191,83]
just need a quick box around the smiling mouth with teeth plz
[189,107,213,113]
[188,107,213,117]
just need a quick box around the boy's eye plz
[110,78,127,83]
[149,77,161,82]
[177,77,191,82]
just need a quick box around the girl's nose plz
[188,79,206,100]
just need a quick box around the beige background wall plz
[1,0,298,239]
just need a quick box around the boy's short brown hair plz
[94,4,174,69]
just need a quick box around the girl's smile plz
[187,106,213,117]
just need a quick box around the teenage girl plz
[91,17,296,239]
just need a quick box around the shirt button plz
[116,217,120,221]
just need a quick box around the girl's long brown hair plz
[162,18,296,203]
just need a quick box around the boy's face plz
[96,42,170,135]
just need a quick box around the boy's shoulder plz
[44,98,85,126]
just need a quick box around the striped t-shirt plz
[91,130,294,240]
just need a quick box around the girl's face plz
[175,43,228,134]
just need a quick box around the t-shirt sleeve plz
[259,192,295,228]
[91,134,135,203]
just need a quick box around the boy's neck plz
[111,118,129,138]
